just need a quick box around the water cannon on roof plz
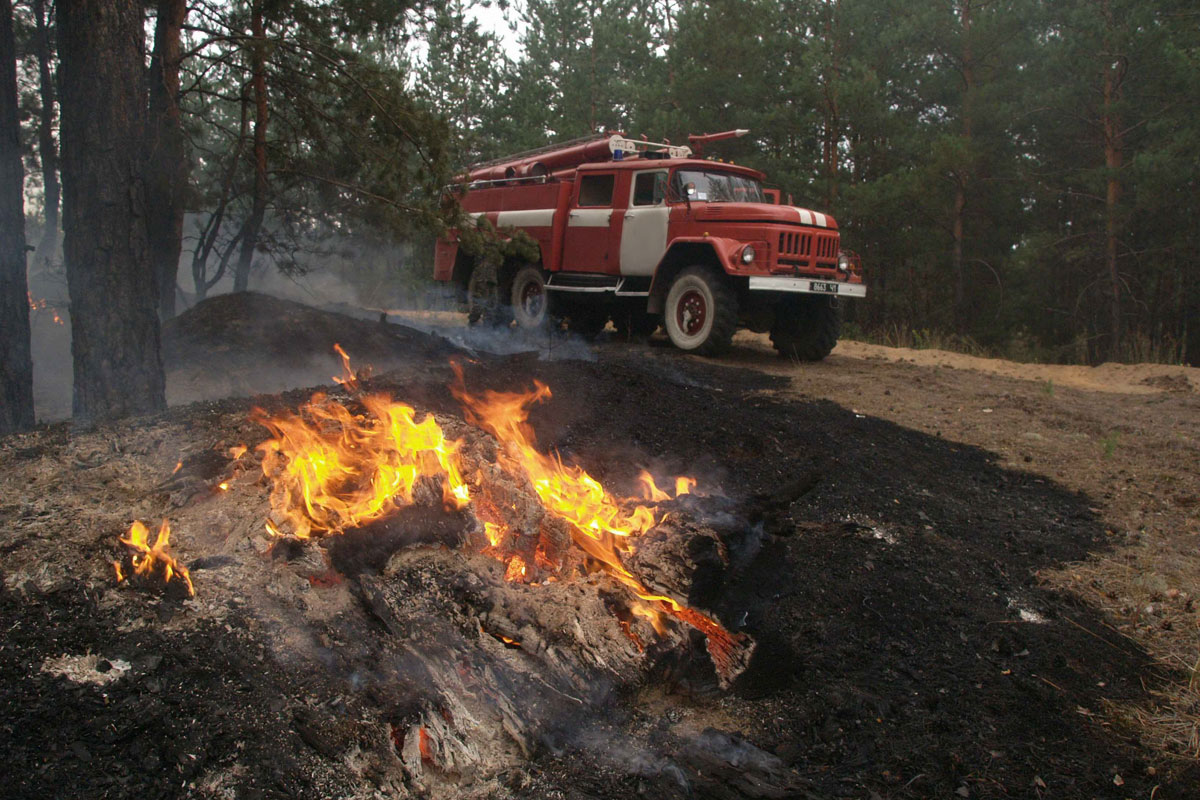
[686,129,750,155]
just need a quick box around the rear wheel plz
[663,265,736,355]
[770,295,840,361]
[510,266,548,329]
[466,263,510,327]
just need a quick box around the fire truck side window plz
[632,172,667,206]
[577,174,615,207]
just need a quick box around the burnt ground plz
[1,293,1197,799]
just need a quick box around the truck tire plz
[770,295,840,361]
[510,265,548,329]
[664,265,736,355]
[466,262,510,327]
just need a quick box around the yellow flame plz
[116,520,195,596]
[254,391,470,539]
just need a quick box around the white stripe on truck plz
[496,208,555,227]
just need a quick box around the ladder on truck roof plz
[468,133,609,172]
[464,133,694,186]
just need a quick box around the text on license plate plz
[811,281,839,294]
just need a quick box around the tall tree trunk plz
[30,0,58,274]
[952,0,976,331]
[58,0,165,422]
[233,0,268,294]
[146,0,188,319]
[1101,32,1125,361]
[821,0,840,207]
[0,0,33,435]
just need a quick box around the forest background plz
[12,0,1200,368]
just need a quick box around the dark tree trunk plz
[58,0,166,422]
[146,0,188,319]
[0,0,33,435]
[233,0,268,294]
[30,0,58,274]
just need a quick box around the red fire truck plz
[433,131,866,359]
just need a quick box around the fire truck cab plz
[433,131,866,359]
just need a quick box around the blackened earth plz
[0,294,1191,799]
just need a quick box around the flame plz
[172,460,183,475]
[451,368,658,585]
[449,365,741,661]
[229,444,248,460]
[332,342,360,391]
[27,292,65,325]
[675,476,696,496]
[638,471,671,502]
[483,521,504,547]
[632,601,667,636]
[253,391,470,539]
[114,520,195,596]
[218,482,230,491]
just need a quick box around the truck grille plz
[777,231,838,263]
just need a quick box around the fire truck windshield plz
[670,169,765,203]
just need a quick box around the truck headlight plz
[837,251,851,273]
[741,245,755,265]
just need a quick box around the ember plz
[113,520,195,596]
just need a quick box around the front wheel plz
[770,295,840,361]
[663,265,737,355]
[510,265,548,329]
[466,262,510,327]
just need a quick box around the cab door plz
[562,171,619,274]
[618,170,669,276]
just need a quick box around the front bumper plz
[747,276,867,298]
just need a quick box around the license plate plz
[811,281,839,294]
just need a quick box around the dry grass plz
[1048,536,1200,765]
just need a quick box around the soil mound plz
[161,292,461,406]
[163,291,458,367]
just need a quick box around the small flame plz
[218,482,230,491]
[332,342,371,392]
[264,519,283,537]
[172,461,183,475]
[115,520,195,596]
[632,602,667,636]
[675,476,696,496]
[638,471,671,502]
[228,444,248,460]
[27,292,65,325]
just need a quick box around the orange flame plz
[449,366,737,649]
[253,391,470,539]
[451,367,657,587]
[675,476,696,496]
[228,444,248,460]
[331,343,357,393]
[638,471,671,502]
[114,520,195,596]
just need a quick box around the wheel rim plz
[520,279,544,318]
[676,289,707,337]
